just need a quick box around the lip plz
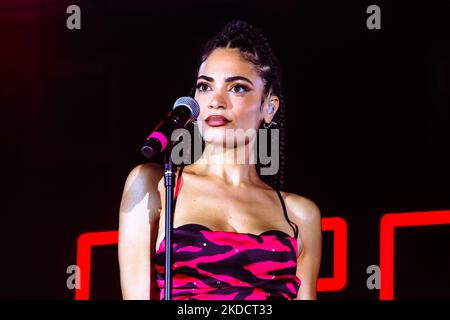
[205,115,231,127]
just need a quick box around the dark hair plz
[189,20,287,191]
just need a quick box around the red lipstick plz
[205,115,231,127]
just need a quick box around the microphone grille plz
[173,96,200,120]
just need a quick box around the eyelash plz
[196,82,250,94]
[230,84,250,94]
[196,82,210,92]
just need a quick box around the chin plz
[202,127,256,148]
[201,128,228,145]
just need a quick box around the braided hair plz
[189,20,287,191]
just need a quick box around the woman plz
[118,20,322,300]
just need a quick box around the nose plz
[208,92,227,110]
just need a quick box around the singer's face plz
[194,48,267,146]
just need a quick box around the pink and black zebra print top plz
[154,166,301,300]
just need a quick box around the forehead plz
[198,48,262,84]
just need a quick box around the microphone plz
[141,96,200,159]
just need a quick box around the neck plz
[192,138,261,187]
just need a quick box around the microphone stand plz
[163,146,175,300]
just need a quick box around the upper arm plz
[118,162,163,300]
[286,194,322,300]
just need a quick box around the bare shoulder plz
[120,162,164,213]
[125,162,163,189]
[281,191,322,226]
[127,162,163,182]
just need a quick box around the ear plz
[262,95,280,124]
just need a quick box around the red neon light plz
[75,217,347,299]
[317,217,348,292]
[75,231,118,300]
[380,210,450,300]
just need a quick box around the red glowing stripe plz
[317,217,348,292]
[75,231,118,300]
[380,210,450,300]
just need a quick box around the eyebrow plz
[197,75,254,86]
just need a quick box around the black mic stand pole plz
[163,145,175,300]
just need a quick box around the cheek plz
[233,100,262,124]
[194,94,210,118]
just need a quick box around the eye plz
[230,84,250,94]
[196,82,210,92]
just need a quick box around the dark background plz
[1,0,449,299]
